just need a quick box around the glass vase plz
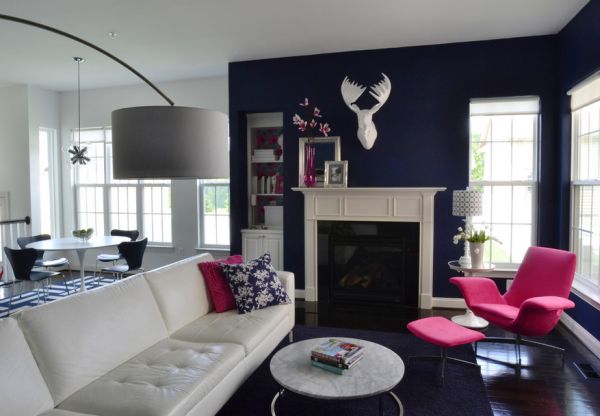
[303,143,317,187]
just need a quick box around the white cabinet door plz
[241,230,284,270]
[242,233,263,261]
[263,234,283,270]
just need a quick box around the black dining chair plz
[17,234,72,293]
[101,238,148,281]
[94,229,140,284]
[3,247,65,309]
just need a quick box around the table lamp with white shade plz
[452,189,483,267]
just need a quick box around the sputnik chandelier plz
[68,57,90,165]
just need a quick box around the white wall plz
[27,86,61,235]
[0,85,30,220]
[59,76,229,270]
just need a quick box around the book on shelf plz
[311,352,363,369]
[311,338,364,365]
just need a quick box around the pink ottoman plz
[407,316,485,385]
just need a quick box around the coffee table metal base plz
[270,388,404,416]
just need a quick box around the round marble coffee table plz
[269,337,404,415]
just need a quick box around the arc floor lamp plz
[0,13,229,179]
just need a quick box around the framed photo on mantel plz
[324,160,348,188]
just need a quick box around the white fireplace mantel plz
[292,187,446,308]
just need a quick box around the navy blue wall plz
[558,0,600,333]
[229,36,559,298]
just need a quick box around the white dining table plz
[26,236,130,293]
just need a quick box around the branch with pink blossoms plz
[292,98,332,138]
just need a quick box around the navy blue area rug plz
[218,325,492,416]
[0,276,114,317]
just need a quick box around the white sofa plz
[0,253,295,416]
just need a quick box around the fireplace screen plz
[319,222,419,306]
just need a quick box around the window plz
[198,179,230,248]
[570,73,600,294]
[469,97,539,267]
[38,128,60,235]
[73,127,172,244]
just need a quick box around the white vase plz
[469,242,484,269]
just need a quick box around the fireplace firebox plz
[317,221,419,306]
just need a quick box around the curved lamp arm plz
[0,13,174,106]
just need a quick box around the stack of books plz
[251,149,276,162]
[310,338,364,375]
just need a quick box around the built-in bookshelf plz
[243,112,284,269]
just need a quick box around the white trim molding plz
[432,297,467,309]
[560,312,600,359]
[292,187,446,307]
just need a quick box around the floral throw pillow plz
[220,253,291,314]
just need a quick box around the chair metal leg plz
[8,282,14,315]
[62,271,71,296]
[441,348,447,386]
[515,335,522,371]
[35,282,41,304]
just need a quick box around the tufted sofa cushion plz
[145,253,215,334]
[171,303,290,354]
[0,318,55,416]
[58,339,244,416]
[16,275,169,405]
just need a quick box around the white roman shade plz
[568,71,600,111]
[470,96,540,116]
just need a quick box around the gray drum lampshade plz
[452,189,483,217]
[111,106,229,179]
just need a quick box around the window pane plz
[109,186,137,230]
[199,182,230,247]
[573,185,600,285]
[491,116,512,141]
[77,186,104,232]
[512,115,535,141]
[490,186,512,224]
[512,186,533,224]
[512,141,534,180]
[469,100,538,266]
[143,185,172,244]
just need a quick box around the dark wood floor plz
[295,301,600,416]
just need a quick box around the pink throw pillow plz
[199,255,244,312]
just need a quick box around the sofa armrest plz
[276,270,295,303]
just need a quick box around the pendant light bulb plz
[69,56,90,165]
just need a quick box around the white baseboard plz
[432,297,466,309]
[295,289,305,300]
[560,312,600,359]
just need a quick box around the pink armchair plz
[450,246,576,370]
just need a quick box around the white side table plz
[448,260,495,329]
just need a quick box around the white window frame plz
[569,74,600,303]
[198,179,230,250]
[468,97,540,268]
[38,127,61,235]
[72,127,172,245]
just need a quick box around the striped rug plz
[0,275,116,317]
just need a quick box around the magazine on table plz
[311,338,364,365]
[311,352,364,369]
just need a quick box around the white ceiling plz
[0,0,589,91]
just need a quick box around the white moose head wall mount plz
[340,73,392,150]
